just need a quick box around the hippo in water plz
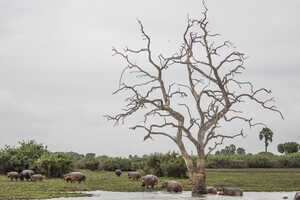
[115,169,122,177]
[161,181,182,192]
[20,170,34,181]
[7,172,20,181]
[141,175,158,189]
[219,187,243,196]
[30,174,43,182]
[207,186,217,194]
[128,172,141,180]
[64,172,86,183]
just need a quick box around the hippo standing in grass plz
[20,170,34,181]
[30,174,43,182]
[128,172,141,180]
[7,172,20,181]
[219,187,243,196]
[64,172,86,183]
[115,169,122,177]
[141,175,158,189]
[161,181,182,192]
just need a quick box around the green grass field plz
[1,169,300,199]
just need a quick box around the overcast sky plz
[0,0,299,157]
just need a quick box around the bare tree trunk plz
[181,151,207,195]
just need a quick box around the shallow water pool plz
[46,191,296,200]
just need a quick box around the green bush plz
[206,155,248,168]
[160,157,187,178]
[76,154,100,171]
[35,152,73,177]
[0,140,48,173]
[97,157,131,171]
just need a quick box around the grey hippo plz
[161,181,182,192]
[128,171,141,180]
[115,169,122,177]
[7,172,20,181]
[30,174,43,182]
[219,187,243,196]
[64,172,86,183]
[20,170,35,181]
[141,174,158,189]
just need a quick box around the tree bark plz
[191,171,207,196]
[182,153,207,195]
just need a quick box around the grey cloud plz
[0,0,299,156]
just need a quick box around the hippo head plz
[63,174,71,181]
[161,181,168,188]
[141,177,145,187]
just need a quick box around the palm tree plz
[259,128,274,153]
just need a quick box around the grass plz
[1,169,300,199]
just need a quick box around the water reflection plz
[46,191,296,200]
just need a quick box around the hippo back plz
[223,187,243,196]
[68,172,86,182]
[128,172,141,180]
[20,170,35,180]
[163,181,182,192]
[142,175,158,187]
[7,172,20,180]
[31,174,43,181]
[115,169,122,176]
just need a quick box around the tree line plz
[1,140,300,179]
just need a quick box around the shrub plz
[247,154,274,168]
[0,140,48,173]
[35,152,73,177]
[160,158,187,178]
[98,157,131,171]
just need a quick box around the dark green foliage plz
[277,142,299,154]
[85,153,96,159]
[206,155,248,168]
[247,154,273,168]
[207,153,300,169]
[141,152,187,177]
[98,156,131,171]
[35,152,74,177]
[215,144,246,155]
[96,152,187,178]
[143,153,164,176]
[64,151,84,161]
[0,140,48,173]
[237,147,246,155]
[76,153,99,171]
[278,144,285,154]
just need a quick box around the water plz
[46,191,296,200]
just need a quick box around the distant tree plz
[85,153,96,160]
[259,128,274,153]
[237,147,246,155]
[278,142,299,154]
[284,142,299,153]
[218,144,237,155]
[0,140,48,173]
[277,143,285,154]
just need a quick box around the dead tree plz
[105,3,283,195]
